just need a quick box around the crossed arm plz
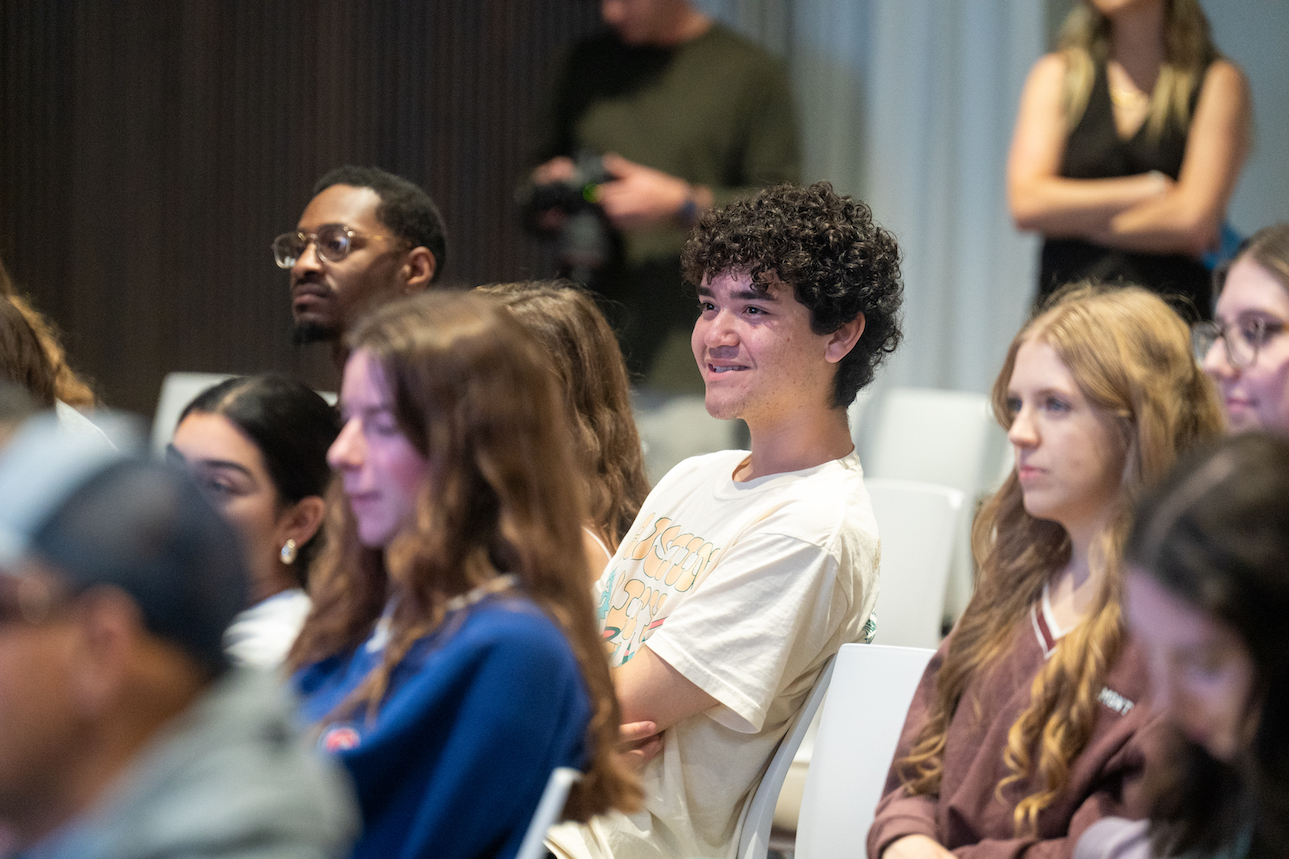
[1007,53,1251,257]
[613,645,719,766]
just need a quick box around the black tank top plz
[1038,59,1212,322]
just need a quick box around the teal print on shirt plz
[599,513,724,666]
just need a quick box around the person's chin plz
[292,318,341,345]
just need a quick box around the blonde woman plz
[869,287,1223,859]
[1008,0,1251,320]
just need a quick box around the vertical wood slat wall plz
[0,1,600,412]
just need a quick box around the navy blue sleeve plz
[340,606,592,859]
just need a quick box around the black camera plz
[519,152,618,285]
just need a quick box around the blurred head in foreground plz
[1126,432,1289,859]
[0,417,356,855]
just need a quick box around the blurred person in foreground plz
[0,417,357,859]
[526,0,799,390]
[1076,432,1289,859]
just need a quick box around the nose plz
[328,418,365,472]
[1007,405,1038,449]
[601,0,623,26]
[1201,337,1237,380]
[290,236,324,280]
[701,308,740,349]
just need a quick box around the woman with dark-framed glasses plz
[1193,224,1289,434]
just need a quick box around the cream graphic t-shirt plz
[550,448,880,859]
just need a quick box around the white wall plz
[697,0,1289,393]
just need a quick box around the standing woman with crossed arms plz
[1008,0,1251,319]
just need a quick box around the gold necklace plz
[1110,81,1150,108]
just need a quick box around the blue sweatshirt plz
[296,594,592,859]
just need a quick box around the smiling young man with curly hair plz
[548,182,904,859]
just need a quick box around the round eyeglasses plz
[1192,316,1286,370]
[271,224,401,269]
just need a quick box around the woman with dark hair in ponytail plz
[291,291,639,859]
[869,286,1223,859]
[170,375,340,667]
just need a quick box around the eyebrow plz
[697,285,778,302]
[171,445,255,479]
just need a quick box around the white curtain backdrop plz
[699,0,1045,396]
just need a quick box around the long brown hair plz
[478,280,650,549]
[289,291,639,820]
[0,297,57,407]
[898,286,1223,834]
[0,257,96,407]
[1059,0,1218,140]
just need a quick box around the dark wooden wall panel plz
[0,0,600,413]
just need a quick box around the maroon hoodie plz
[868,602,1158,859]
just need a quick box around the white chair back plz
[515,767,582,859]
[861,387,1004,623]
[737,654,837,859]
[151,372,234,454]
[794,643,934,859]
[866,479,963,649]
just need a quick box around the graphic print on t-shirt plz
[598,513,725,667]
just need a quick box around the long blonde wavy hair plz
[1059,0,1218,140]
[897,286,1223,835]
[289,291,640,820]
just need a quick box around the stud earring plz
[280,539,298,565]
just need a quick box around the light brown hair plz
[290,291,639,819]
[1215,223,1289,301]
[0,297,57,407]
[0,257,96,407]
[898,285,1223,834]
[478,280,650,550]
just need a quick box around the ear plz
[276,495,327,550]
[400,246,437,294]
[67,588,142,718]
[825,313,865,364]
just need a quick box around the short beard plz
[292,320,340,345]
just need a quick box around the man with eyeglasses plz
[275,166,447,365]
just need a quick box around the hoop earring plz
[280,539,298,565]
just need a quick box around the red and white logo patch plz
[322,725,361,753]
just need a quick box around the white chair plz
[771,479,960,833]
[737,654,837,859]
[150,371,234,454]
[515,766,582,859]
[860,387,1005,624]
[793,643,934,859]
[150,372,337,455]
[866,478,964,649]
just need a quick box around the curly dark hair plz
[681,182,903,406]
[313,165,447,282]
